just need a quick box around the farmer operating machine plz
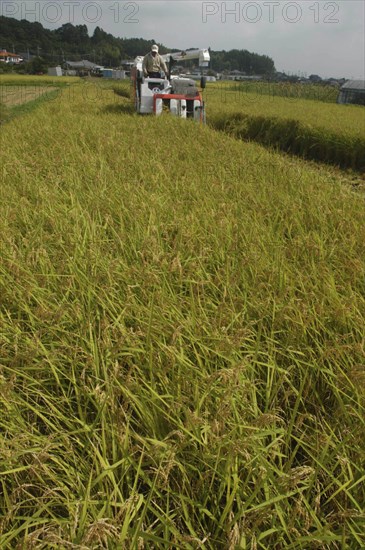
[131,48,210,122]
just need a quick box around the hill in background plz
[0,15,276,73]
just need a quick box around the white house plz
[0,50,23,64]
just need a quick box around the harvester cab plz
[131,48,210,122]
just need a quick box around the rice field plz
[0,74,77,87]
[0,85,58,107]
[0,75,76,124]
[225,81,340,104]
[205,82,365,171]
[0,77,364,548]
[206,82,364,138]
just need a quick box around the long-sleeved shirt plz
[142,52,168,76]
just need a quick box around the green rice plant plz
[0,78,364,548]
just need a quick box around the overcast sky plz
[3,0,365,78]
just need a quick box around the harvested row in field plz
[111,80,132,99]
[0,75,77,123]
[0,85,58,107]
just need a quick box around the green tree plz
[29,56,47,74]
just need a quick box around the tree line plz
[0,16,276,74]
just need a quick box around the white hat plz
[151,45,158,52]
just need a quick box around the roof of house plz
[65,60,100,69]
[0,50,21,58]
[341,80,365,91]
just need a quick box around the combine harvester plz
[131,48,210,122]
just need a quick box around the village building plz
[338,80,365,106]
[64,60,104,76]
[0,50,23,64]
